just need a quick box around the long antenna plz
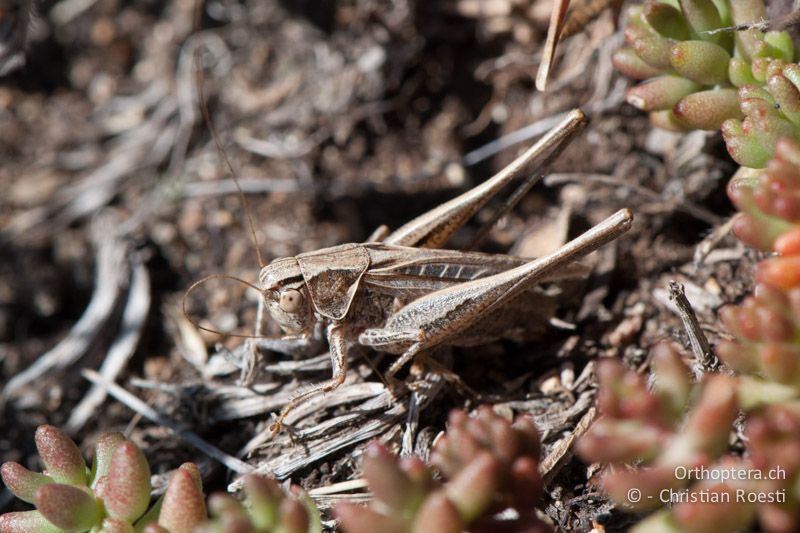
[182,274,268,338]
[193,0,265,269]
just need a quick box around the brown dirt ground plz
[0,0,760,530]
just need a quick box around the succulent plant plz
[629,402,800,532]
[335,406,551,533]
[607,3,800,530]
[197,475,320,533]
[743,401,800,532]
[617,0,794,132]
[577,343,737,474]
[722,62,800,168]
[576,343,754,532]
[720,139,800,399]
[578,340,800,532]
[139,463,207,533]
[717,283,800,407]
[728,137,800,265]
[0,426,206,533]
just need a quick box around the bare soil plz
[0,0,757,530]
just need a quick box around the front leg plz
[240,316,323,385]
[243,334,323,386]
[269,322,349,433]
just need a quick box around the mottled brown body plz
[259,242,565,344]
[250,110,633,432]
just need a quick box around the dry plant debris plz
[5,0,795,531]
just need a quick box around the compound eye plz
[279,288,304,313]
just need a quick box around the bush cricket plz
[187,108,633,434]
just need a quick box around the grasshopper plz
[205,109,632,433]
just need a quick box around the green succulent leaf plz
[644,1,690,40]
[335,503,406,533]
[0,462,53,504]
[575,418,664,464]
[626,75,701,111]
[673,483,757,532]
[783,64,800,89]
[154,466,207,533]
[292,487,322,533]
[768,75,800,126]
[736,376,800,410]
[604,467,681,512]
[729,0,767,60]
[722,114,796,169]
[629,509,682,532]
[678,0,722,39]
[613,48,663,80]
[443,452,499,523]
[34,484,101,532]
[650,343,693,423]
[729,58,759,87]
[669,40,730,85]
[35,426,87,486]
[764,31,794,62]
[363,442,417,511]
[0,510,65,533]
[625,15,676,71]
[675,376,738,458]
[90,432,126,488]
[410,493,462,533]
[242,475,280,529]
[101,441,152,523]
[673,88,741,130]
[277,499,310,533]
[102,517,137,533]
